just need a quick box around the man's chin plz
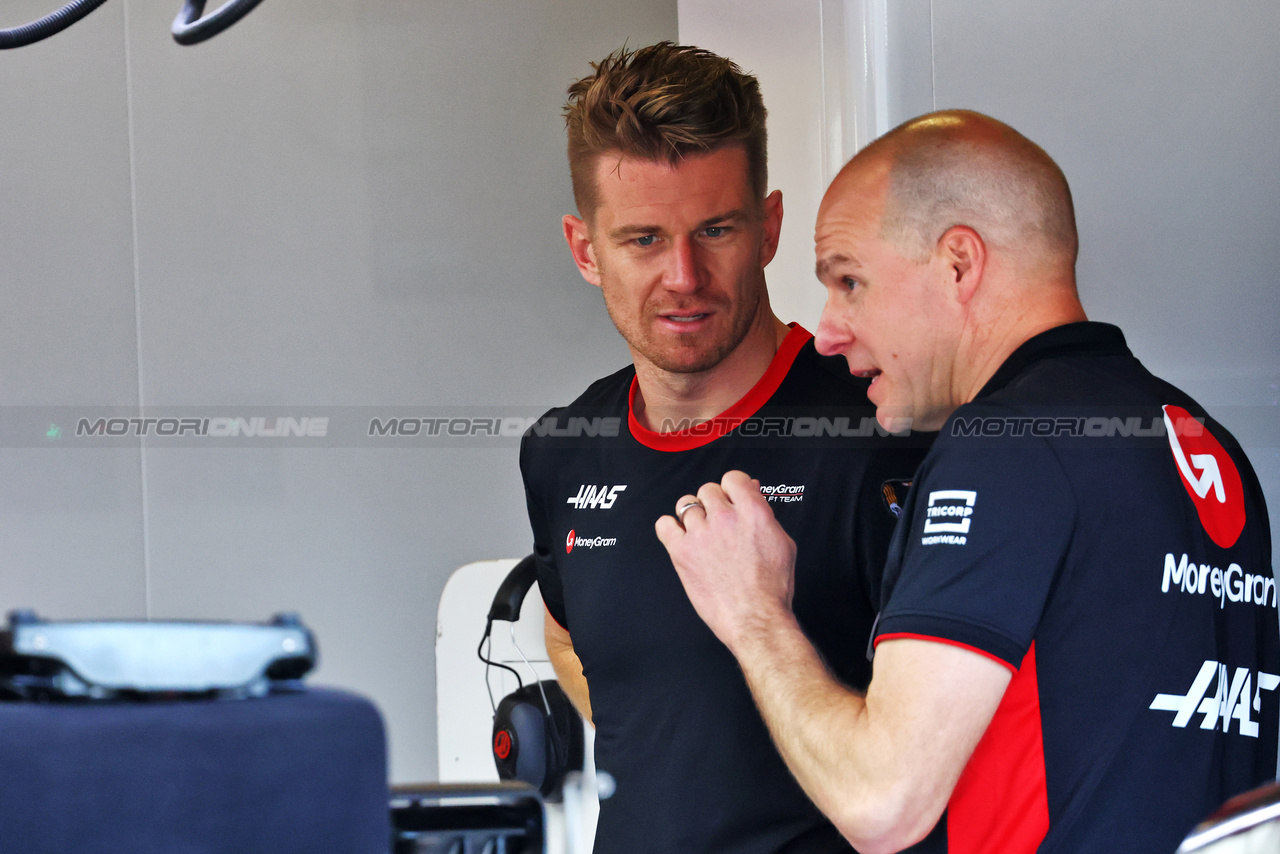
[649,352,728,374]
[640,338,738,375]
[874,408,915,436]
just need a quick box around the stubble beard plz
[603,282,764,375]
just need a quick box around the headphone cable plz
[509,621,553,716]
[476,619,523,713]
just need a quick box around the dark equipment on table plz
[391,782,544,854]
[0,609,387,854]
[0,609,315,700]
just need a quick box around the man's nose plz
[814,291,850,356]
[662,237,704,293]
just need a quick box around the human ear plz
[758,190,784,268]
[563,214,602,287]
[937,226,986,304]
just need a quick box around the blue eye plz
[843,277,859,291]
[636,235,656,247]
[704,226,726,238]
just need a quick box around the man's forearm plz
[727,612,910,853]
[657,471,1011,853]
[729,618,1009,854]
[544,610,593,725]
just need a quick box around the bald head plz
[814,111,1088,430]
[840,110,1078,274]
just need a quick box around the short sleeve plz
[519,435,569,631]
[875,435,1077,669]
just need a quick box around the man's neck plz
[955,286,1088,411]
[632,315,791,433]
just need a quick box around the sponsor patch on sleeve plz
[921,489,976,545]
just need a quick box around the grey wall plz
[0,0,672,782]
[883,0,1280,551]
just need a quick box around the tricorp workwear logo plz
[921,490,976,546]
[1163,405,1245,548]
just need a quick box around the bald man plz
[657,111,1279,854]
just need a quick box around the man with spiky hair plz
[519,42,927,853]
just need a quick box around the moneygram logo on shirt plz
[1160,552,1276,610]
[567,484,627,510]
[565,529,617,554]
[921,490,976,546]
[759,483,805,504]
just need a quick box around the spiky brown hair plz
[565,41,768,220]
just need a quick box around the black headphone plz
[480,555,583,800]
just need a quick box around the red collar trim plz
[628,323,812,452]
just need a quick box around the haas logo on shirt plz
[1150,660,1280,737]
[567,484,627,510]
[1163,405,1246,549]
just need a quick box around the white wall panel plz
[0,0,145,618]
[928,0,1280,557]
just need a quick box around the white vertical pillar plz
[678,0,899,329]
[824,0,892,169]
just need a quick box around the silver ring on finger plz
[676,499,704,526]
